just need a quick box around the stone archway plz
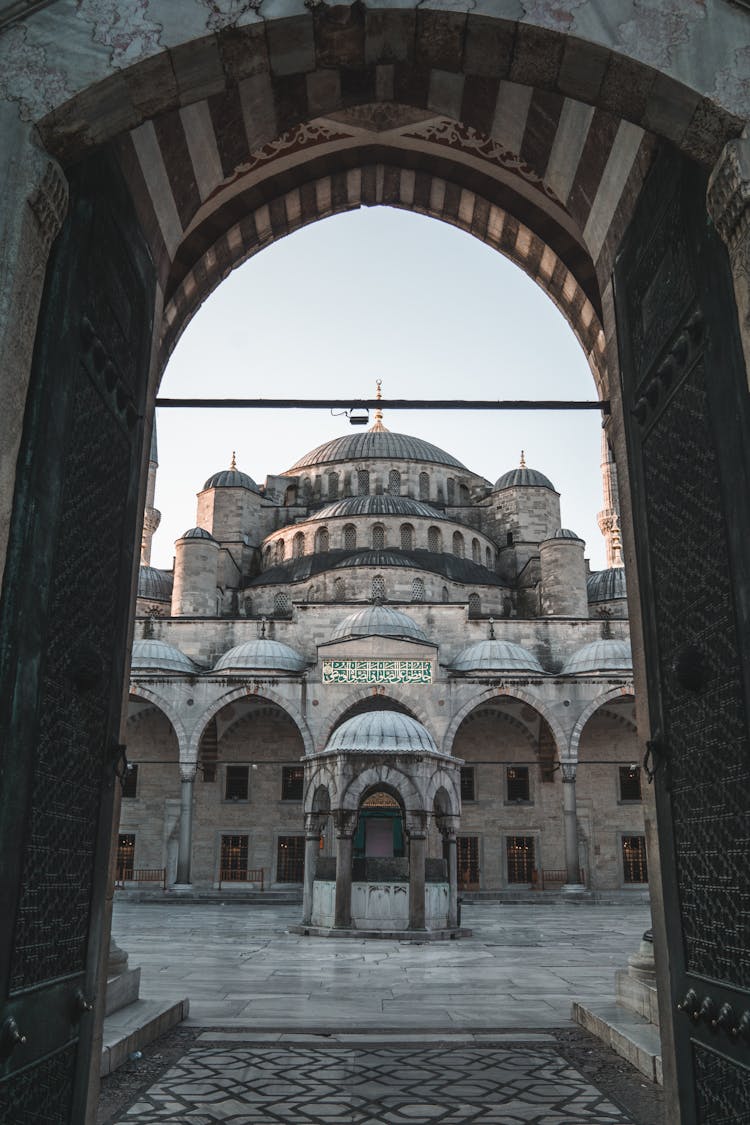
[1,5,750,1122]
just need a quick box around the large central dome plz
[287,430,467,472]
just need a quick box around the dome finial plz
[230,450,237,471]
[369,378,388,432]
[519,449,526,469]
[488,617,495,640]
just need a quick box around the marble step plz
[101,997,189,1077]
[572,999,662,1085]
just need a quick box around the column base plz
[561,882,588,894]
[171,883,193,894]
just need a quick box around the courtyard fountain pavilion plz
[124,396,641,933]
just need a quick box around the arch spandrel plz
[442,685,568,757]
[568,683,636,761]
[340,763,424,814]
[127,684,188,751]
[186,683,314,763]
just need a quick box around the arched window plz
[276,539,286,563]
[419,472,430,500]
[372,524,385,550]
[411,578,425,603]
[372,575,386,602]
[344,524,357,550]
[388,469,401,496]
[400,523,414,551]
[486,546,493,569]
[334,577,345,600]
[447,477,455,504]
[263,544,273,568]
[243,595,252,616]
[301,476,312,502]
[468,592,481,618]
[459,483,470,504]
[358,469,370,495]
[293,531,305,558]
[274,591,291,617]
[428,526,442,553]
[315,527,329,553]
[472,538,481,563]
[441,586,449,603]
[328,471,339,499]
[453,531,465,558]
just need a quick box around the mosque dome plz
[562,639,632,675]
[288,430,467,472]
[203,453,260,493]
[137,565,173,601]
[214,638,307,673]
[324,710,440,755]
[131,639,197,674]
[181,526,215,540]
[313,495,446,521]
[587,567,628,603]
[553,528,582,540]
[449,639,546,674]
[331,605,428,642]
[494,453,555,492]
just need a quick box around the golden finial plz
[520,450,526,468]
[370,378,387,432]
[230,450,237,470]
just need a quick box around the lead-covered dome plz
[553,528,582,540]
[449,639,545,674]
[313,495,446,521]
[587,568,627,603]
[325,710,440,754]
[203,467,260,492]
[331,605,428,642]
[562,639,632,675]
[131,639,197,673]
[214,638,307,673]
[181,526,215,540]
[494,466,555,491]
[137,565,173,601]
[287,430,467,471]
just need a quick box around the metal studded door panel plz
[0,154,154,1119]
[615,148,750,1122]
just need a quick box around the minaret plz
[370,378,387,432]
[596,428,622,569]
[140,423,161,565]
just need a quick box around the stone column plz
[174,768,196,888]
[334,833,353,929]
[444,827,459,929]
[301,815,320,926]
[561,763,585,892]
[408,833,427,930]
[707,134,750,389]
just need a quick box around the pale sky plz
[152,206,608,572]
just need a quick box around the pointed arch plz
[187,685,314,764]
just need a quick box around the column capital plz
[560,762,577,783]
[332,809,357,838]
[180,766,197,783]
[707,134,750,261]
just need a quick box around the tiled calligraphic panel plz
[322,659,433,685]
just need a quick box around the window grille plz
[344,524,357,550]
[460,767,475,801]
[457,836,479,889]
[220,834,248,881]
[334,577,345,599]
[506,766,530,802]
[623,835,648,882]
[388,469,401,495]
[411,578,425,603]
[117,834,135,880]
[282,766,305,801]
[293,532,304,558]
[328,472,338,499]
[619,766,642,802]
[400,523,414,551]
[274,591,290,617]
[506,836,535,883]
[316,527,329,553]
[468,593,481,617]
[225,765,249,801]
[372,524,385,550]
[453,531,465,558]
[277,836,305,882]
[372,575,386,602]
[122,763,138,799]
[419,472,430,500]
[358,469,370,495]
[447,478,455,503]
[428,526,441,552]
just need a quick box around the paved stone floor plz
[101,901,662,1124]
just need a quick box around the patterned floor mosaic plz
[111,1042,636,1124]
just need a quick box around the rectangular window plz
[277,836,305,883]
[457,836,480,890]
[225,765,249,801]
[506,766,530,802]
[122,763,138,799]
[220,834,249,881]
[622,835,648,883]
[282,766,304,801]
[619,766,642,802]
[117,833,135,880]
[506,836,535,883]
[460,767,475,802]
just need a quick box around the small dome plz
[553,528,582,540]
[137,565,173,601]
[325,710,440,754]
[288,431,467,471]
[313,495,446,521]
[181,526,215,541]
[203,468,260,492]
[494,466,555,491]
[214,638,307,673]
[562,639,632,675]
[449,639,545,674]
[331,605,427,642]
[587,567,628,603]
[131,639,196,674]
